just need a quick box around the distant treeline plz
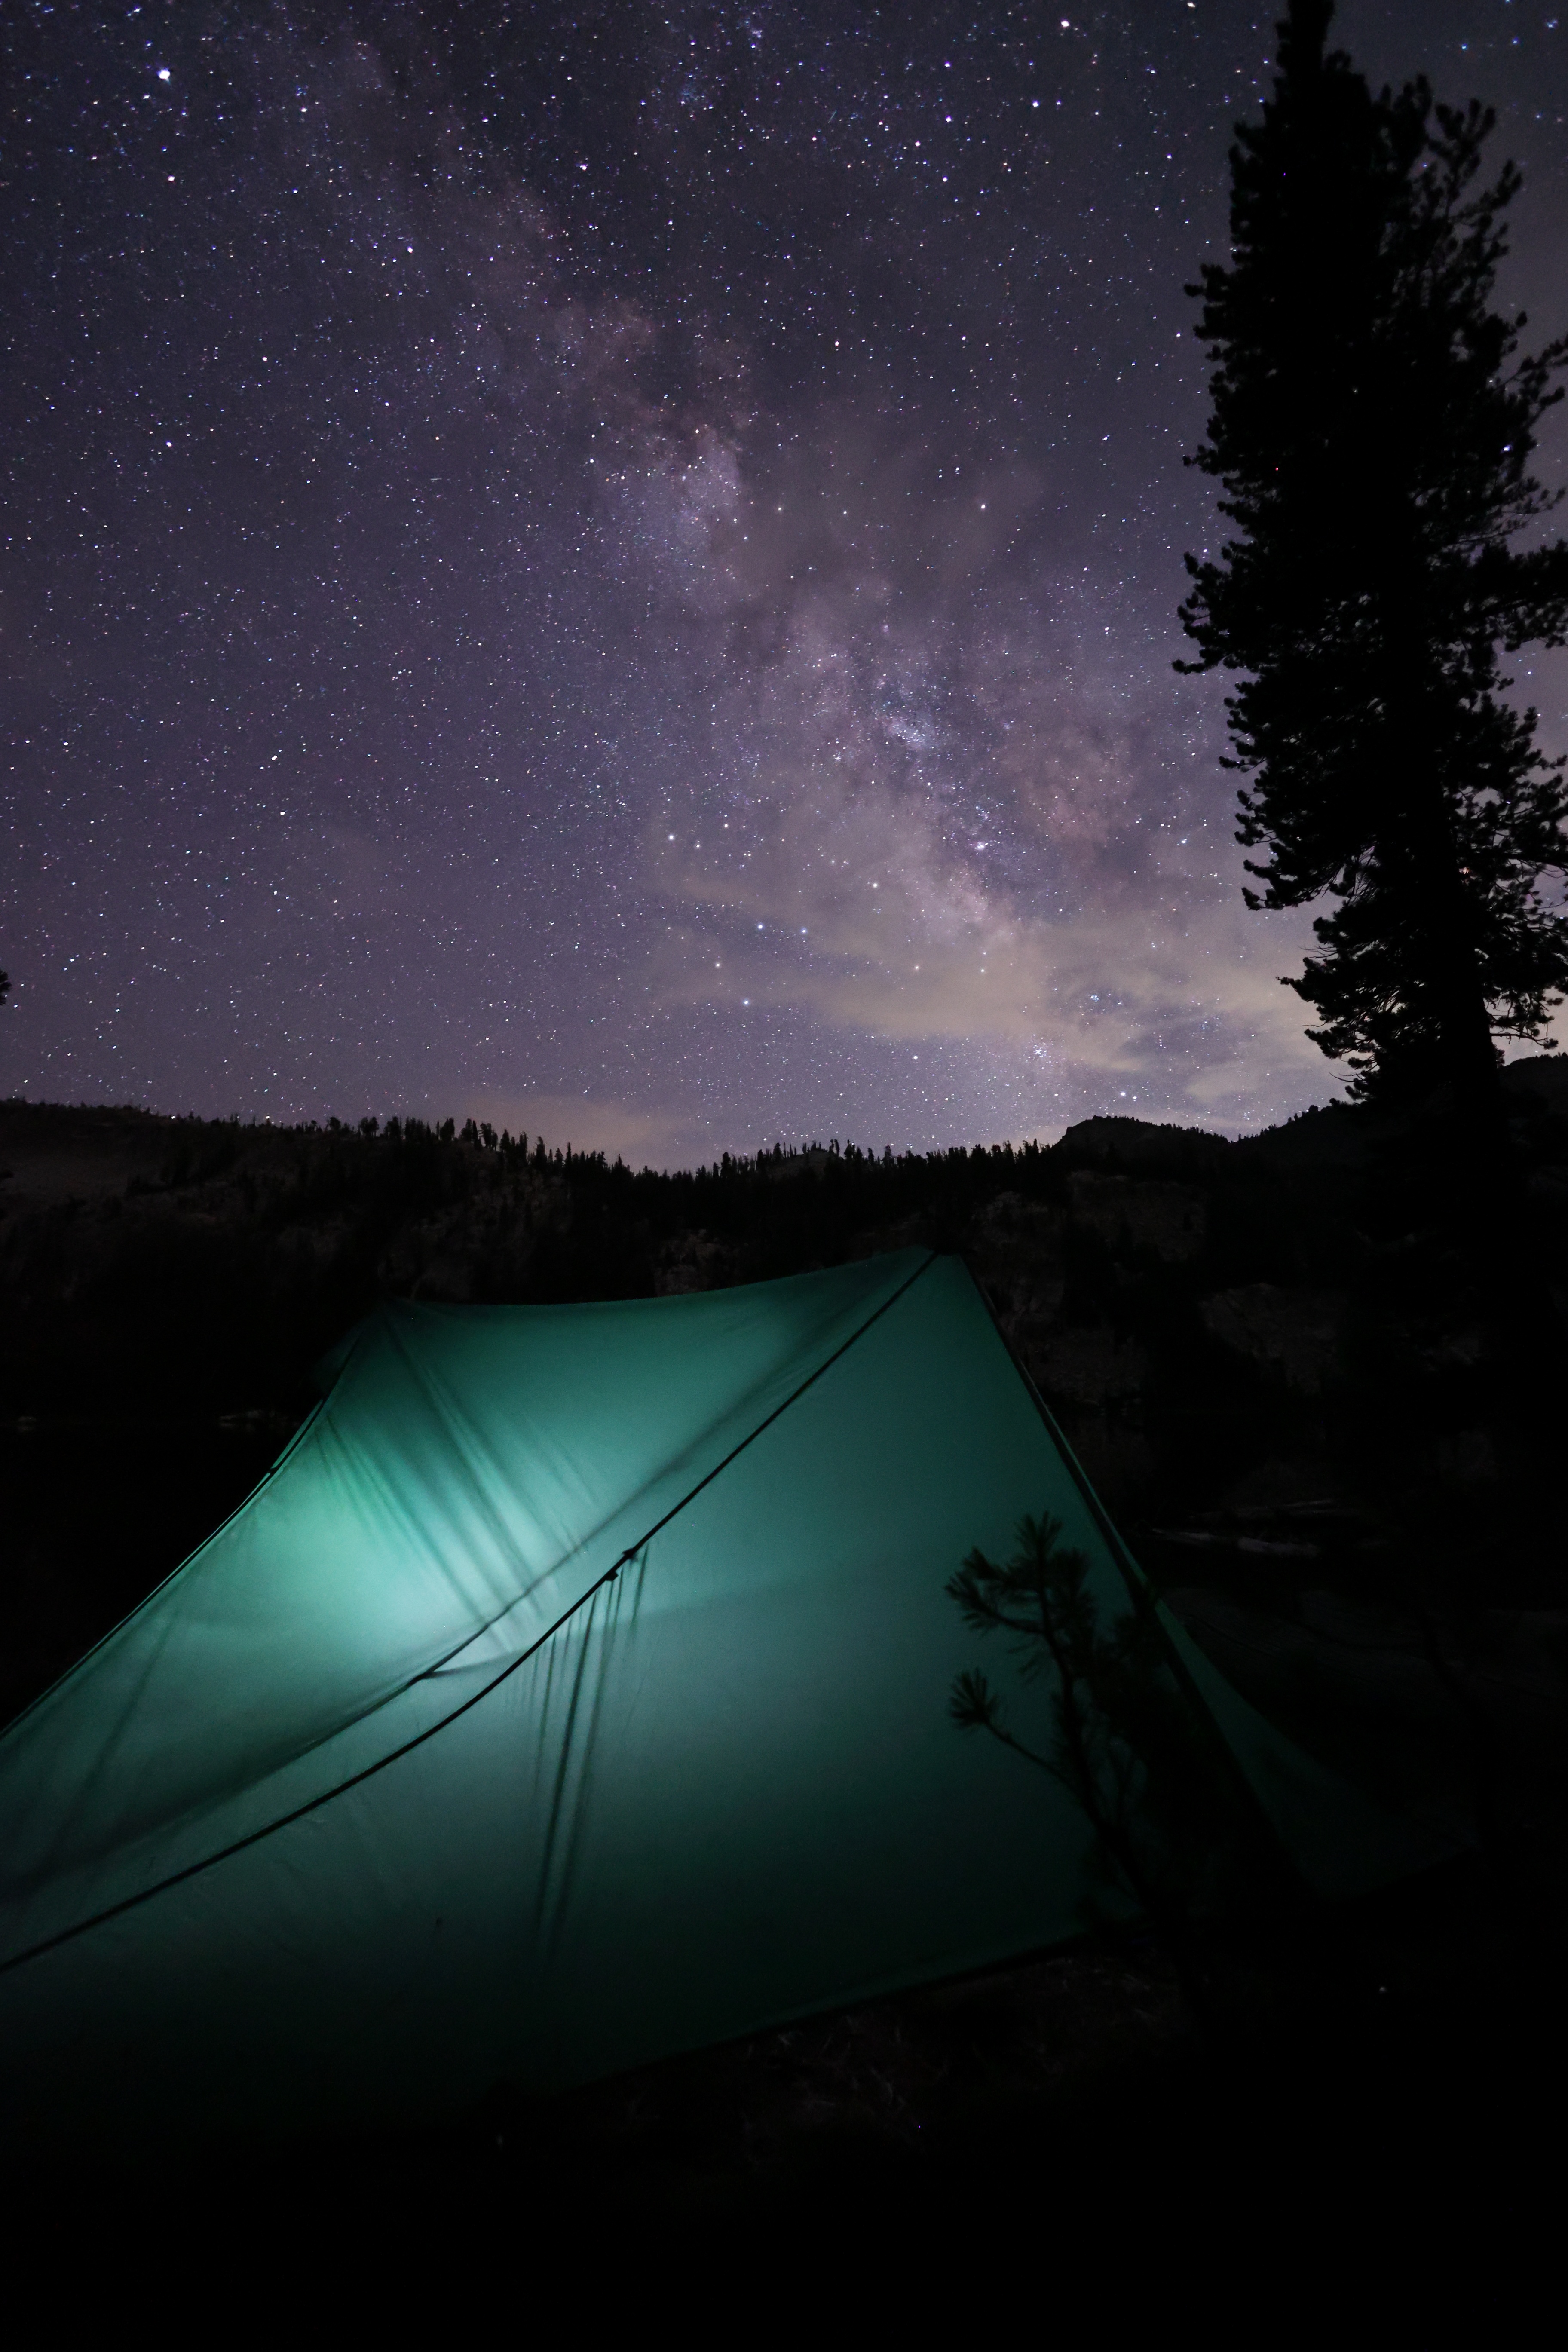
[150,1106,1061,1194]
[0,1098,1091,1422]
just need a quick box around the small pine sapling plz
[949,1513,1263,2036]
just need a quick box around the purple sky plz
[4,1,1565,1163]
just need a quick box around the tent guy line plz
[0,1251,940,1983]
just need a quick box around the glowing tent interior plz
[0,1249,1450,2148]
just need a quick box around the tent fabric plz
[0,1250,1452,2148]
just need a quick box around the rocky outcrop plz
[1200,1283,1347,1394]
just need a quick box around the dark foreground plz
[5,1861,1560,2318]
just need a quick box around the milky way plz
[4,2,1565,1162]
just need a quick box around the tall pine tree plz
[1179,0,1568,1108]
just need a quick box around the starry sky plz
[4,2,1566,1164]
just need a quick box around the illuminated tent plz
[0,1249,1444,2149]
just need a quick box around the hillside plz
[3,1069,1568,1878]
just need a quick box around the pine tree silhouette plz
[1179,0,1568,1110]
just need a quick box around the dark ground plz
[9,1871,1559,2318]
[3,1072,1568,2295]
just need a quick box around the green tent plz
[0,1250,1448,2149]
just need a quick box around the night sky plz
[4,3,1565,1164]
